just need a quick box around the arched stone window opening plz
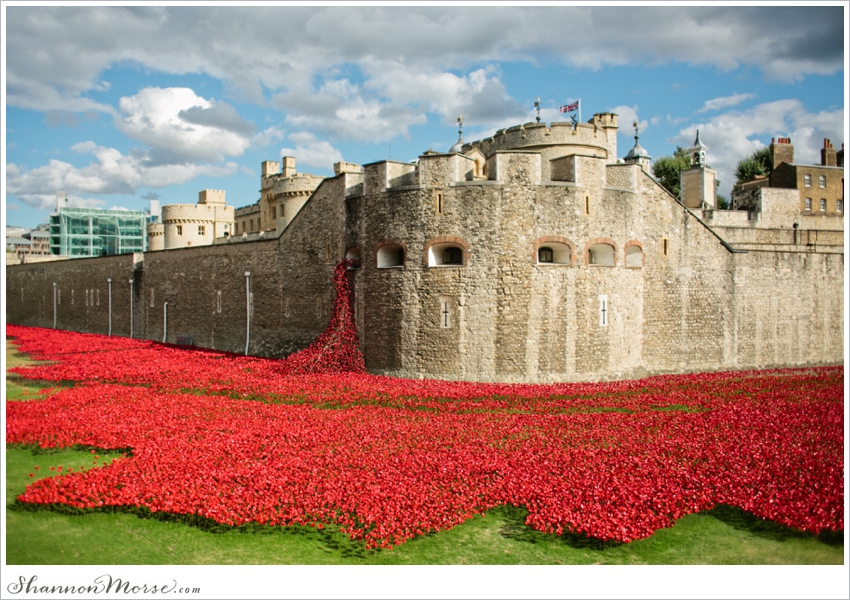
[426,240,468,267]
[625,244,644,268]
[377,244,405,268]
[345,247,362,269]
[588,243,615,267]
[536,241,572,266]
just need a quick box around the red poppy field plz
[5,321,844,551]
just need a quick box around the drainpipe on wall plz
[244,271,252,355]
[107,278,113,336]
[53,282,57,329]
[129,279,134,338]
[163,302,168,343]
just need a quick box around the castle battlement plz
[467,114,619,163]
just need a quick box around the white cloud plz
[279,132,344,172]
[115,87,278,164]
[609,105,649,141]
[6,6,841,118]
[6,148,240,210]
[696,93,756,113]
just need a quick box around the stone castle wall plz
[6,140,843,383]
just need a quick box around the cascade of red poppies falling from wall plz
[275,259,366,376]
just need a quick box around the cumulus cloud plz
[5,6,841,119]
[609,105,649,140]
[279,132,344,172]
[115,87,280,164]
[6,147,240,210]
[696,93,756,113]
[665,99,844,197]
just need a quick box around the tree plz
[651,147,691,198]
[734,146,772,183]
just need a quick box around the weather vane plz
[535,98,541,123]
[457,114,463,137]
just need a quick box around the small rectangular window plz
[818,175,826,188]
[662,238,669,257]
[150,289,155,308]
[198,225,205,236]
[804,174,812,187]
[272,206,276,220]
[216,290,222,313]
[819,199,827,212]
[805,198,812,211]
[176,225,183,235]
[435,190,444,215]
[837,199,843,214]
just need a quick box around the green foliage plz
[652,147,691,198]
[717,193,729,210]
[735,147,772,183]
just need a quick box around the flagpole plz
[578,98,581,124]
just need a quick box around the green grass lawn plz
[4,340,845,567]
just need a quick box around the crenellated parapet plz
[463,114,619,180]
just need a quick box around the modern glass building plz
[49,207,147,257]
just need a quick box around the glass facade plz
[49,208,147,257]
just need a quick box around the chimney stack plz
[769,137,794,171]
[821,138,837,167]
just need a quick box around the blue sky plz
[4,4,847,230]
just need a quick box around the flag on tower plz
[560,101,579,113]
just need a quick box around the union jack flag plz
[560,101,579,113]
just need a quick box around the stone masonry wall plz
[5,154,843,383]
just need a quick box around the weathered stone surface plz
[6,117,843,382]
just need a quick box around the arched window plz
[426,238,469,267]
[345,247,362,269]
[377,243,405,268]
[625,243,644,268]
[588,243,616,267]
[534,238,573,266]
